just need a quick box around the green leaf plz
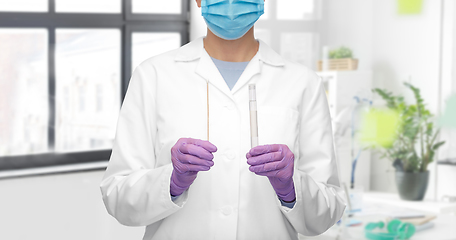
[426,123,433,137]
[373,88,398,109]
[433,141,446,150]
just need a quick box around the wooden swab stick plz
[207,81,209,141]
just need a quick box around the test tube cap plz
[249,84,256,101]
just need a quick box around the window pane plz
[0,0,47,12]
[132,0,181,14]
[56,29,121,153]
[56,0,121,13]
[254,28,272,47]
[0,29,48,157]
[261,0,271,20]
[132,32,181,72]
[280,32,319,69]
[277,0,315,20]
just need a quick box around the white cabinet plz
[316,71,373,191]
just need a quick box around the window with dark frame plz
[0,0,189,177]
[254,0,322,70]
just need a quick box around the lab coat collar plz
[174,37,286,67]
[175,37,285,99]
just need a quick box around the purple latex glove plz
[170,138,217,197]
[246,144,296,202]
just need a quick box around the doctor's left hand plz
[246,144,296,202]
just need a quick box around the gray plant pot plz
[395,171,429,201]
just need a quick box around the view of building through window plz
[0,0,48,12]
[0,1,188,163]
[132,0,181,14]
[0,29,48,156]
[55,29,121,153]
[55,0,121,13]
[132,32,181,73]
[277,0,316,20]
[254,0,321,70]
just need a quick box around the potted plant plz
[318,46,358,71]
[372,82,445,201]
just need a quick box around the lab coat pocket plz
[257,106,299,149]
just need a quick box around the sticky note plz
[439,95,456,128]
[359,109,400,148]
[398,0,423,15]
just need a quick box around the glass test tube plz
[249,84,259,148]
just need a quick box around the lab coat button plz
[225,104,234,110]
[226,151,235,160]
[221,206,232,216]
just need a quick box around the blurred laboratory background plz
[0,0,455,239]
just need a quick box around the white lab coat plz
[100,37,346,240]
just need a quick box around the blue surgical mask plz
[201,0,264,40]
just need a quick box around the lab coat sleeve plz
[100,62,188,227]
[279,70,347,236]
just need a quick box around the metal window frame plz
[255,0,323,70]
[0,0,189,179]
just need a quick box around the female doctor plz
[100,0,346,239]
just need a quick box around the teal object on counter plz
[365,219,415,240]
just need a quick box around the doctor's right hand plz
[170,138,217,197]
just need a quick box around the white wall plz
[321,0,456,199]
[372,0,442,107]
[439,0,456,162]
[0,171,143,240]
[438,0,456,199]
[322,0,374,72]
[323,0,442,109]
